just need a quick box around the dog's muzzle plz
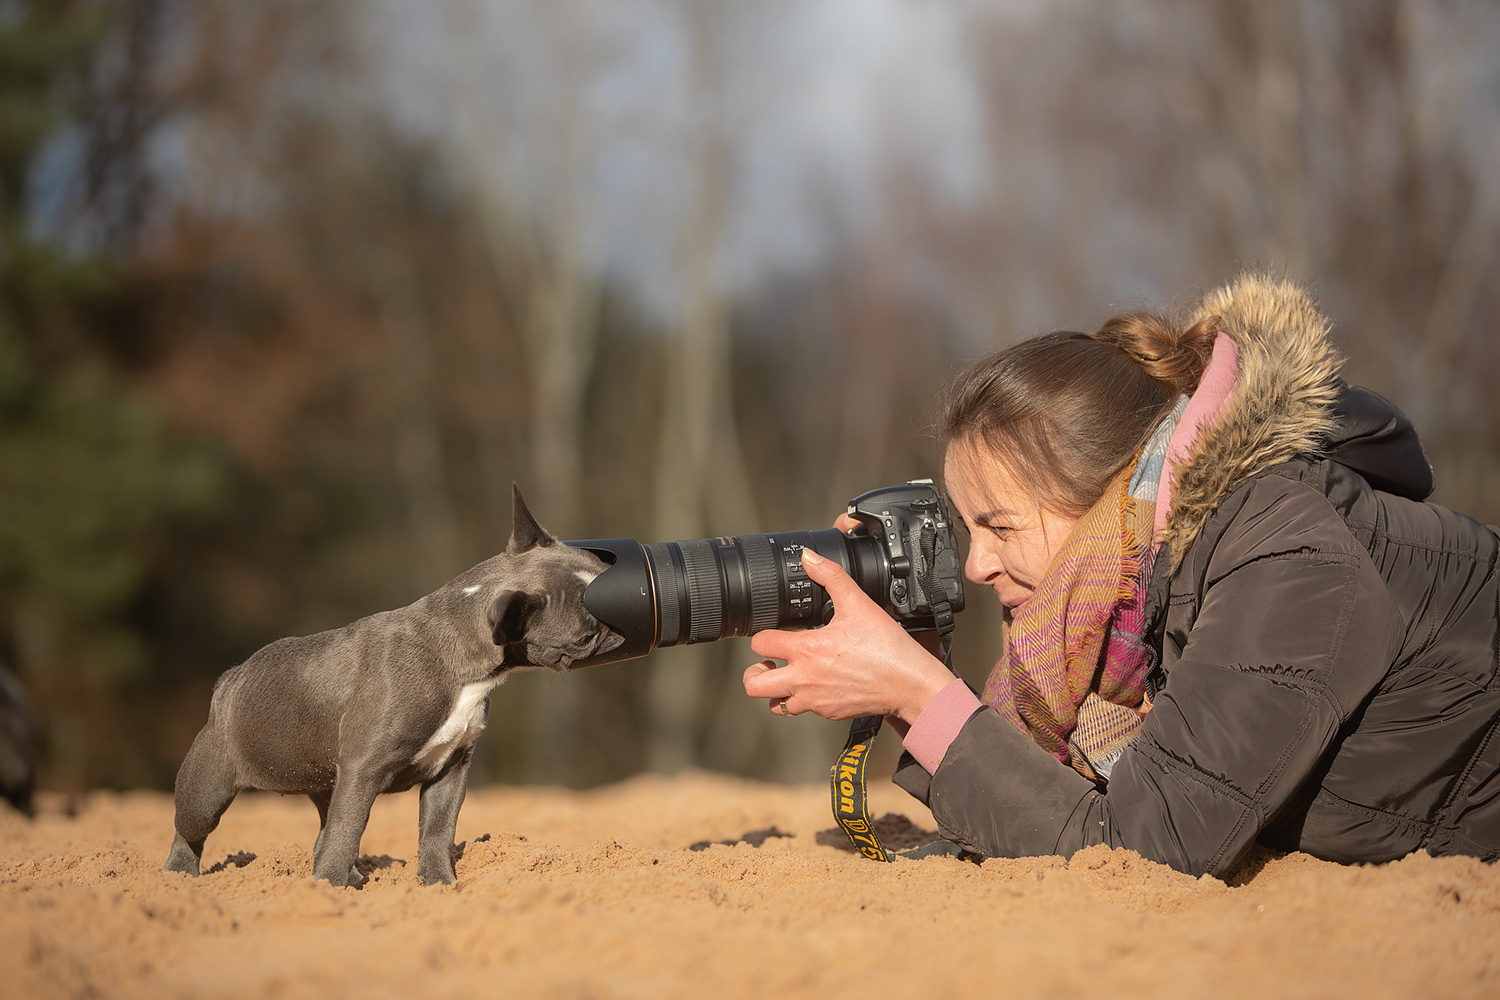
[552,628,626,671]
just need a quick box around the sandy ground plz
[2,772,1498,1000]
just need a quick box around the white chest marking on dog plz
[462,585,481,596]
[413,679,500,777]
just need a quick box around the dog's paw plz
[163,836,203,877]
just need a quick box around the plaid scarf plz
[980,403,1182,780]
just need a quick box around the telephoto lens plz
[564,481,963,669]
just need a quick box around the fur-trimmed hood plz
[1160,273,1432,564]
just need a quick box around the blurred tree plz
[438,0,609,783]
[643,0,759,774]
[1121,0,1500,523]
[0,0,223,788]
[124,0,651,789]
[942,0,1500,523]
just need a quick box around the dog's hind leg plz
[164,725,240,876]
[310,763,384,887]
[416,744,474,885]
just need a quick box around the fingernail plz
[802,548,824,565]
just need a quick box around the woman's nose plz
[964,536,1002,586]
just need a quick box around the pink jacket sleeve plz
[902,678,983,774]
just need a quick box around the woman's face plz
[942,439,1082,612]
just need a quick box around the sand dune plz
[3,772,1497,999]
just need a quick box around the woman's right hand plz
[742,547,952,724]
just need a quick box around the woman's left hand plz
[742,547,953,724]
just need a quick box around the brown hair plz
[938,309,1218,516]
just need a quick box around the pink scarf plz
[980,333,1240,779]
[979,463,1155,778]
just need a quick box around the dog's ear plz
[488,590,534,648]
[508,482,555,554]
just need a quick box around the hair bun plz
[1093,311,1217,395]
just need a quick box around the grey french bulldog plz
[163,484,622,887]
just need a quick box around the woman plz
[744,272,1500,878]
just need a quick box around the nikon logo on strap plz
[831,715,889,862]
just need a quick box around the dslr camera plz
[565,480,965,668]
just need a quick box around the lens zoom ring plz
[678,539,724,643]
[646,542,682,645]
[744,538,781,633]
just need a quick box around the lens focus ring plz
[678,538,724,643]
[743,537,780,633]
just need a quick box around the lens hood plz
[563,538,659,667]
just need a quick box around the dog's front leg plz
[308,789,332,858]
[416,744,474,885]
[165,724,240,876]
[311,764,383,887]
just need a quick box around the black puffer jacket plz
[895,274,1500,877]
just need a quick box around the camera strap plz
[830,523,957,862]
[830,713,890,861]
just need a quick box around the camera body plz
[842,479,963,625]
[564,480,964,669]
